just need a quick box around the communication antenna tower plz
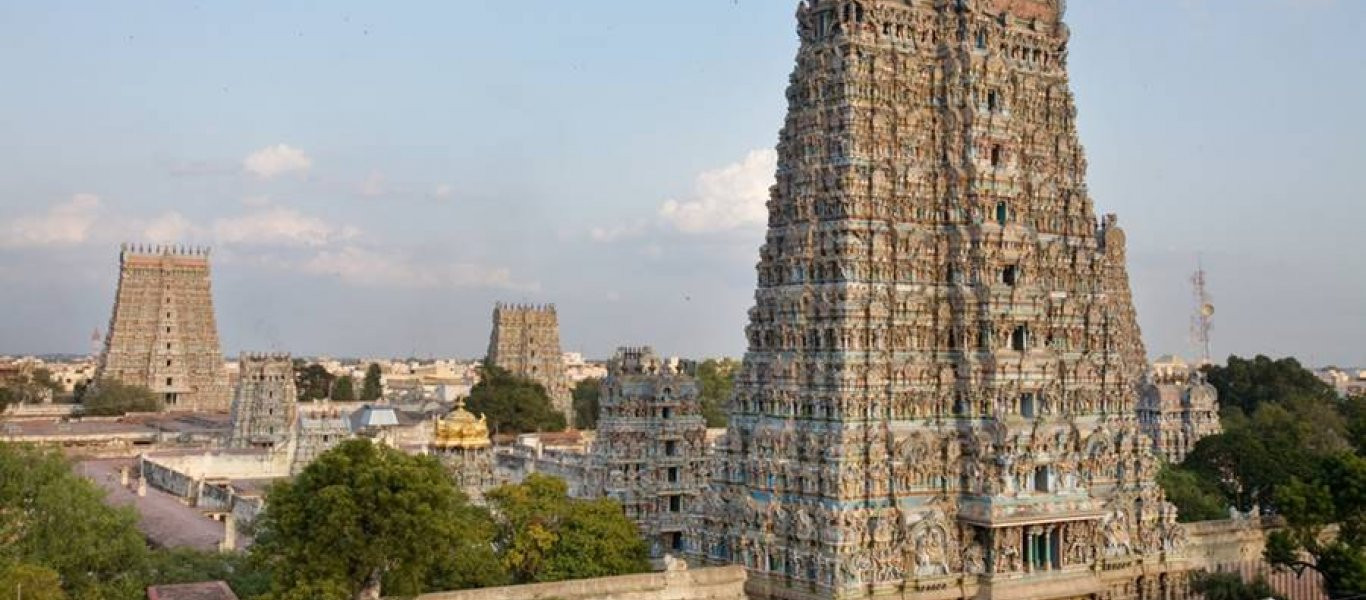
[1190,259,1215,366]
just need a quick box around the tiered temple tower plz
[486,303,573,425]
[229,353,297,450]
[692,2,1187,599]
[430,399,498,502]
[95,244,230,412]
[591,347,710,558]
[1137,356,1220,463]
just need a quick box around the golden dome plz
[431,399,492,450]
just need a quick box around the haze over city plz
[1,0,1362,365]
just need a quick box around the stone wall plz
[414,564,746,600]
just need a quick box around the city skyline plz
[1,0,1363,366]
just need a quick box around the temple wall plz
[415,565,747,600]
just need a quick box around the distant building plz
[589,347,709,558]
[95,245,230,412]
[1138,355,1221,463]
[1315,366,1366,397]
[487,303,573,425]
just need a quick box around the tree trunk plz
[354,569,382,600]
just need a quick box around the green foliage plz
[0,443,151,599]
[144,548,270,599]
[82,380,161,416]
[0,387,14,414]
[695,358,737,428]
[360,363,383,402]
[1204,355,1337,417]
[294,362,334,402]
[1264,454,1366,599]
[571,378,601,430]
[1,368,64,406]
[484,474,649,584]
[0,563,68,600]
[1188,571,1284,600]
[331,375,356,403]
[467,364,566,435]
[250,439,507,600]
[1157,465,1228,522]
[1346,395,1366,456]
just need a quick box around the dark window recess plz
[1012,326,1029,351]
[1003,265,1020,286]
[996,201,1009,225]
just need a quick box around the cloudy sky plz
[1,1,1362,366]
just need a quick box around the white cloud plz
[300,246,537,291]
[590,219,648,243]
[241,194,273,207]
[212,207,348,247]
[1,194,102,247]
[242,144,313,178]
[432,184,453,200]
[142,212,197,243]
[659,148,776,234]
[358,171,385,197]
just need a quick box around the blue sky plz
[0,1,1362,366]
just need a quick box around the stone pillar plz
[1042,528,1052,570]
[137,477,147,497]
[1023,530,1033,572]
[120,465,129,487]
[220,516,237,553]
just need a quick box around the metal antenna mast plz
[1190,258,1215,366]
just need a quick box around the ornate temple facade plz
[690,2,1189,599]
[1137,356,1220,464]
[430,399,498,501]
[486,303,574,425]
[96,244,231,412]
[590,347,710,558]
[228,353,297,450]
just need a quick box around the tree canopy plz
[0,443,151,599]
[331,375,357,402]
[466,364,566,435]
[484,474,649,583]
[250,439,505,600]
[360,363,383,402]
[1157,355,1365,599]
[695,358,738,428]
[82,380,161,416]
[1,367,63,406]
[294,362,334,402]
[571,378,601,430]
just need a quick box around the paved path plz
[79,459,249,551]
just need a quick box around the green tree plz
[1204,355,1338,417]
[250,439,506,600]
[571,378,601,430]
[466,364,566,435]
[331,375,357,403]
[695,358,737,428]
[360,363,383,402]
[82,380,161,416]
[0,387,14,414]
[0,563,68,600]
[485,474,649,584]
[1265,453,1366,599]
[294,362,335,402]
[1188,571,1284,600]
[0,443,151,599]
[1,368,63,406]
[1157,465,1228,522]
[144,548,269,599]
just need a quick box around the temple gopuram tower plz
[95,244,231,412]
[691,2,1187,599]
[486,303,573,425]
[229,353,298,450]
[590,347,710,558]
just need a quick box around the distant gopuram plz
[95,244,231,412]
[691,1,1188,599]
[486,303,573,426]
